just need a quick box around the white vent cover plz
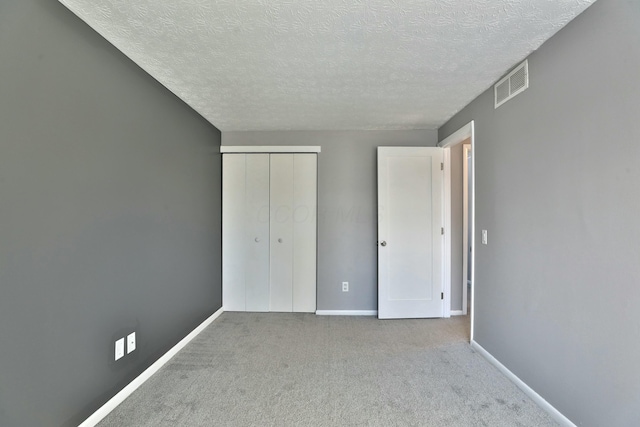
[494,60,529,108]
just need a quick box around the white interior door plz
[378,147,443,319]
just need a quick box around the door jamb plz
[438,121,475,341]
[462,144,471,316]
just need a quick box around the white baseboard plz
[315,310,378,316]
[450,310,464,316]
[470,340,575,427]
[79,307,224,427]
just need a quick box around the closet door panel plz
[245,154,270,311]
[222,154,246,311]
[269,154,294,312]
[293,154,317,312]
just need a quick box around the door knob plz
[380,241,387,247]
[255,237,260,243]
[278,238,283,243]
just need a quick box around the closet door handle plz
[278,238,283,243]
[380,241,387,247]
[255,237,260,243]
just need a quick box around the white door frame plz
[221,146,321,153]
[462,144,471,316]
[439,121,475,341]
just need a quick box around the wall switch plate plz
[115,338,125,361]
[482,230,488,245]
[342,281,349,292]
[127,332,136,354]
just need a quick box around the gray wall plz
[0,1,222,426]
[439,0,640,424]
[224,130,438,311]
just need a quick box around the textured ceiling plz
[58,0,595,131]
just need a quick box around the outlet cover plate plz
[127,332,136,354]
[115,338,125,361]
[342,281,349,292]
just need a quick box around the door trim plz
[462,144,471,316]
[439,121,475,340]
[221,146,321,153]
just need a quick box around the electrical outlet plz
[115,338,125,361]
[127,332,136,354]
[482,230,488,245]
[342,281,349,292]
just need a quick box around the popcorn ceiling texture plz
[58,0,595,131]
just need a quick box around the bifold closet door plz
[269,154,317,312]
[292,154,317,312]
[269,154,294,311]
[244,154,270,311]
[222,154,245,311]
[222,154,269,311]
[224,152,317,313]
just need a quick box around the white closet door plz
[269,154,294,312]
[224,152,317,313]
[245,154,270,311]
[222,154,246,311]
[293,154,317,312]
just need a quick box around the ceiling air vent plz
[494,60,528,108]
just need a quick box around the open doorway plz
[446,140,471,316]
[439,121,475,341]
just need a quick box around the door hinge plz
[441,227,444,235]
[441,292,444,300]
[441,162,444,171]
